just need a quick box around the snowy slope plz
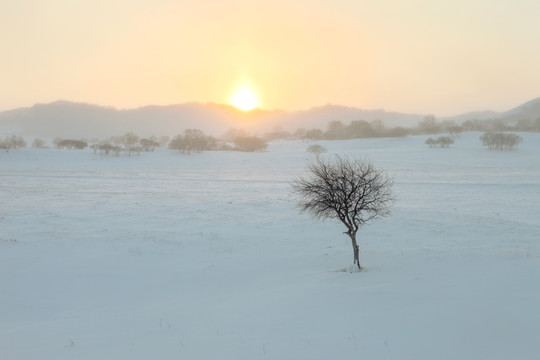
[1,133,539,359]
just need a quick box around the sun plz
[230,87,259,111]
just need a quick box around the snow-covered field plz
[1,132,539,359]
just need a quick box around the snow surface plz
[1,132,539,359]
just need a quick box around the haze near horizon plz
[2,0,540,116]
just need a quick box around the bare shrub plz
[306,144,327,154]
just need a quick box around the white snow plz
[1,132,539,359]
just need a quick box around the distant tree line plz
[286,120,410,142]
[415,115,463,138]
[51,133,167,156]
[168,129,268,153]
[90,133,167,156]
[260,116,462,142]
[2,112,536,156]
[8,130,269,157]
[463,117,540,133]
[262,113,539,143]
[261,115,466,142]
[416,114,540,135]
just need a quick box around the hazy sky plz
[2,0,540,115]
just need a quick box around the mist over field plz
[1,132,539,359]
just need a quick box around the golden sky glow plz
[2,0,540,115]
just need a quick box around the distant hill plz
[0,101,423,139]
[0,101,279,139]
[439,97,540,125]
[497,97,540,122]
[1,98,539,139]
[441,110,499,124]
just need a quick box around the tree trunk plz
[347,232,361,269]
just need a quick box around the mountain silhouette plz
[0,99,537,139]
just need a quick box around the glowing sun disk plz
[231,88,258,111]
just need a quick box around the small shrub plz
[56,139,88,150]
[425,138,436,148]
[307,144,327,154]
[426,136,454,148]
[437,136,454,148]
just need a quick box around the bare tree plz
[139,138,159,152]
[417,114,440,134]
[0,137,10,152]
[292,156,394,269]
[121,132,140,156]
